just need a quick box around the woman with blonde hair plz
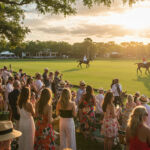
[34,88,55,150]
[126,106,150,150]
[122,94,136,130]
[56,88,76,150]
[18,87,35,150]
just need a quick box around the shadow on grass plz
[62,68,85,73]
[136,74,150,91]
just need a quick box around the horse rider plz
[83,55,87,62]
[142,57,147,65]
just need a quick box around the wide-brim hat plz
[139,95,148,104]
[0,121,22,141]
[80,80,86,86]
[99,88,104,91]
[60,80,66,85]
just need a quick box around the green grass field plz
[0,59,150,96]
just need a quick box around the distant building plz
[22,49,58,58]
[0,51,18,59]
[110,52,121,58]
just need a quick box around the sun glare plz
[121,8,150,30]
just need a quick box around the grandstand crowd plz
[0,66,150,150]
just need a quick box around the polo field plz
[0,59,150,96]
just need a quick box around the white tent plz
[0,51,15,55]
[0,51,17,59]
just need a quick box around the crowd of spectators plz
[0,66,150,150]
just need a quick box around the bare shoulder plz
[47,103,52,109]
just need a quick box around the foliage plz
[1,39,150,59]
[0,0,143,46]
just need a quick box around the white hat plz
[60,80,66,85]
[99,88,104,91]
[0,121,22,141]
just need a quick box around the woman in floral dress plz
[101,91,119,150]
[34,88,55,150]
[79,85,96,138]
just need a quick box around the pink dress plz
[101,108,119,138]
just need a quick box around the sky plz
[23,0,150,44]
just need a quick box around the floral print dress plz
[34,115,55,150]
[80,95,96,132]
[101,107,119,138]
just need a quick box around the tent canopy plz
[0,51,15,55]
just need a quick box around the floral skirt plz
[80,110,96,132]
[101,117,119,138]
[34,121,55,150]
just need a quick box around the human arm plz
[48,105,53,124]
[56,101,60,116]
[110,104,117,118]
[27,102,35,117]
[72,102,77,117]
[93,96,96,106]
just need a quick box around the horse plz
[136,62,150,74]
[77,59,90,68]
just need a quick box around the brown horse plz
[136,62,150,74]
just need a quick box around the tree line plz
[0,38,150,59]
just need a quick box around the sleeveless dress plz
[19,108,35,150]
[101,108,119,138]
[59,110,76,150]
[80,96,95,132]
[122,103,136,130]
[34,115,55,150]
[130,136,150,150]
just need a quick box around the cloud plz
[37,26,69,34]
[36,24,134,38]
[139,29,150,38]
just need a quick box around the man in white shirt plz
[95,88,104,114]
[111,78,122,106]
[5,77,14,110]
[2,66,11,85]
[140,95,150,127]
[35,73,43,93]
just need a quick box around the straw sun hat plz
[139,95,149,104]
[0,121,22,141]
[80,80,86,86]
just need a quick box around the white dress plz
[59,110,76,150]
[18,108,35,150]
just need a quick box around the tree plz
[0,0,142,46]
